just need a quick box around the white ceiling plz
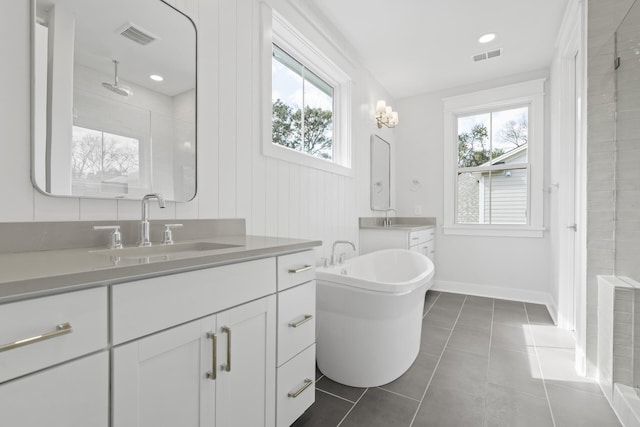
[309,0,570,99]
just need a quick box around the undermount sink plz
[90,241,241,259]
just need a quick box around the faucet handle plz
[161,223,183,245]
[94,225,123,249]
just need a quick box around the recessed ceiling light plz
[150,74,163,81]
[478,33,496,44]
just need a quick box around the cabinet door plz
[216,295,276,427]
[112,316,217,427]
[0,352,109,427]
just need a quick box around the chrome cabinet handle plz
[0,322,72,353]
[288,314,313,328]
[288,265,313,274]
[221,326,231,372]
[206,332,217,380]
[288,378,313,398]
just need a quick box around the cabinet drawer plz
[0,287,107,383]
[0,352,109,427]
[277,344,315,427]
[112,258,276,345]
[277,250,316,291]
[409,228,434,245]
[277,281,315,366]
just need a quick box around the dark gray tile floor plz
[293,291,622,427]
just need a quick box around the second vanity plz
[359,217,436,260]
[0,219,320,427]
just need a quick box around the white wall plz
[394,70,555,307]
[1,0,394,261]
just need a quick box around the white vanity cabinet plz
[360,227,435,260]
[1,352,109,427]
[215,296,276,427]
[112,296,275,427]
[0,247,317,427]
[409,229,435,259]
[276,251,317,427]
[111,258,277,427]
[0,287,109,427]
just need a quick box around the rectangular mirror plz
[370,134,391,210]
[32,0,197,201]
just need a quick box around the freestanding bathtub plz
[315,249,434,387]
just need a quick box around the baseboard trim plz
[432,279,556,322]
[613,383,640,427]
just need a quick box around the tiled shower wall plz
[614,2,640,281]
[586,0,636,376]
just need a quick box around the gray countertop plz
[359,216,436,231]
[359,224,435,231]
[0,235,321,304]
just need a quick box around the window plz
[71,126,144,196]
[262,10,353,176]
[272,44,334,161]
[456,106,529,225]
[443,79,545,237]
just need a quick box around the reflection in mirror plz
[32,0,197,201]
[370,135,391,210]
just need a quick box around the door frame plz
[556,0,587,375]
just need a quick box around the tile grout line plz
[481,297,496,427]
[335,388,368,427]
[408,295,468,427]
[375,386,421,403]
[423,291,441,319]
[524,303,558,427]
[315,387,358,405]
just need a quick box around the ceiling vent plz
[472,48,502,62]
[118,23,158,46]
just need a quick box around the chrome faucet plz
[138,193,166,247]
[383,208,397,227]
[331,240,356,266]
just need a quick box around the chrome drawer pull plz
[288,378,313,398]
[221,326,231,372]
[288,314,313,328]
[206,332,217,380]
[288,265,313,274]
[0,322,72,353]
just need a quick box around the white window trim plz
[442,79,546,238]
[260,6,353,177]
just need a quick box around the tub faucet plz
[138,193,166,247]
[383,208,397,227]
[331,240,356,266]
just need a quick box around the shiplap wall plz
[0,0,395,261]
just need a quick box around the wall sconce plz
[375,100,399,128]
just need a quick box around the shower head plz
[102,81,132,96]
[102,60,133,97]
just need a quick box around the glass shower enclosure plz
[614,0,640,394]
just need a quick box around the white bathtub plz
[315,249,434,387]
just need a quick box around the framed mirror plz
[32,0,197,201]
[370,135,391,210]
